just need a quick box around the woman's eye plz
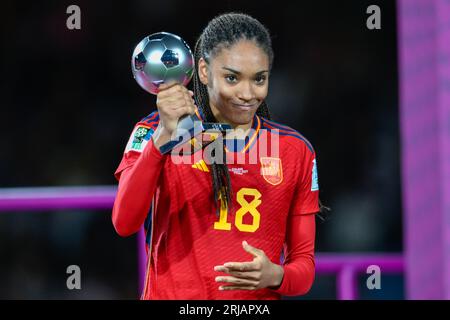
[225,75,237,83]
[255,75,266,84]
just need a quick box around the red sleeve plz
[289,149,320,215]
[112,112,165,237]
[270,213,316,296]
[114,112,159,180]
[112,139,165,237]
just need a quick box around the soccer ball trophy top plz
[131,32,230,154]
[131,32,194,95]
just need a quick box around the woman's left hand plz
[214,241,284,291]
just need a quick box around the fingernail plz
[215,277,221,282]
[219,286,223,290]
[224,263,232,267]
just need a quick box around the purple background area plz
[398,0,450,299]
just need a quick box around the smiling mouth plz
[231,103,257,111]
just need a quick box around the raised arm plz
[112,82,197,237]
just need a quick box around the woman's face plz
[198,39,270,128]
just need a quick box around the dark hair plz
[192,12,273,213]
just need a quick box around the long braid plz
[193,37,232,215]
[193,13,274,214]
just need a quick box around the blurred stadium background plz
[1,0,449,299]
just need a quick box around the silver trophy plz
[131,32,230,154]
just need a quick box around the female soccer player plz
[112,12,321,300]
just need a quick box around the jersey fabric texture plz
[113,111,320,300]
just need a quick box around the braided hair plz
[192,13,274,214]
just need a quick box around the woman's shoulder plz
[137,110,160,127]
[259,116,315,155]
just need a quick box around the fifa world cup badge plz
[132,127,149,150]
[311,158,319,191]
[125,126,152,153]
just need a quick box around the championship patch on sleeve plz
[124,125,154,153]
[311,158,319,191]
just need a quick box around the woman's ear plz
[198,57,209,85]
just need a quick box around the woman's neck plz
[213,114,253,140]
[209,104,253,139]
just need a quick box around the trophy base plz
[159,114,231,155]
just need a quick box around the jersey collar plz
[195,107,261,153]
[224,115,261,153]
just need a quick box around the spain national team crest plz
[260,157,283,186]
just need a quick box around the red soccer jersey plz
[114,111,319,300]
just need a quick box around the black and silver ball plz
[131,32,194,95]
